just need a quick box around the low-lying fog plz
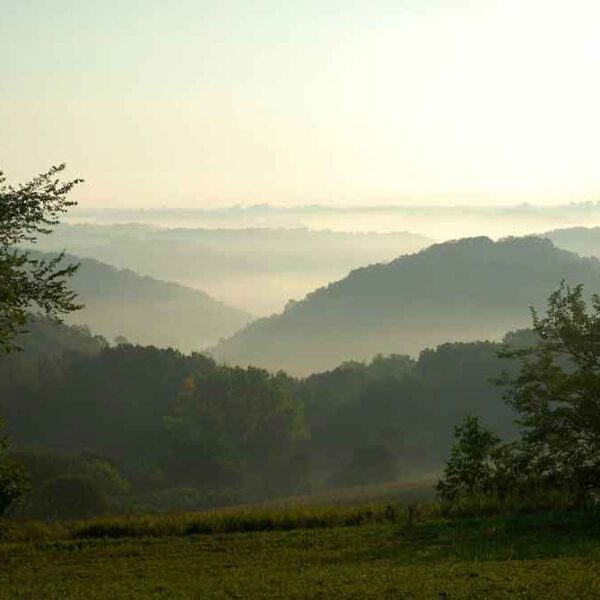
[36,202,600,315]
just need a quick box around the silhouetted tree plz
[436,415,501,501]
[500,283,600,494]
[0,164,82,353]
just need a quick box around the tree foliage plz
[0,418,28,515]
[500,283,600,493]
[1,320,524,503]
[0,164,82,353]
[436,415,502,501]
[164,367,307,490]
[32,475,108,520]
[438,283,600,506]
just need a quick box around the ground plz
[2,512,600,598]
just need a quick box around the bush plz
[28,475,108,520]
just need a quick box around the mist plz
[32,201,600,316]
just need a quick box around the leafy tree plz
[436,415,501,501]
[164,367,306,489]
[0,418,28,515]
[0,164,82,353]
[10,448,130,497]
[499,283,600,494]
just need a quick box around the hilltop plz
[212,236,600,373]
[27,251,253,351]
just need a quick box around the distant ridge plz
[212,236,600,374]
[33,223,433,314]
[29,251,253,351]
[544,226,600,259]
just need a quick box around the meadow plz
[2,502,600,598]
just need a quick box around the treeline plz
[0,317,529,517]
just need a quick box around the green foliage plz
[12,448,129,493]
[6,448,130,520]
[0,319,523,503]
[500,283,600,495]
[213,236,600,373]
[3,509,600,598]
[436,415,502,502]
[438,283,600,510]
[164,367,307,490]
[0,418,28,515]
[0,165,82,353]
[31,476,109,521]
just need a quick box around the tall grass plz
[0,502,405,543]
[1,489,596,546]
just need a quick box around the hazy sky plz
[2,0,599,208]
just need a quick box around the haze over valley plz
[34,203,600,316]
[3,1,600,594]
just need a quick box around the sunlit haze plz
[2,0,599,209]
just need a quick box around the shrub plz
[28,475,108,520]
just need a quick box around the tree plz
[0,164,82,353]
[0,418,28,515]
[164,366,306,489]
[436,415,501,502]
[30,475,108,520]
[499,282,600,494]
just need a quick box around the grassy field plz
[2,507,600,598]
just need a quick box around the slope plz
[212,236,600,374]
[28,251,253,351]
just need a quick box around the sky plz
[1,0,599,208]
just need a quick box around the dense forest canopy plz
[0,317,528,514]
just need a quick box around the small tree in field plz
[0,164,83,353]
[436,415,501,501]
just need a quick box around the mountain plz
[211,236,600,374]
[32,224,433,314]
[29,251,253,351]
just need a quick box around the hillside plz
[28,251,253,351]
[544,226,600,259]
[212,236,600,374]
[1,317,522,496]
[33,224,433,314]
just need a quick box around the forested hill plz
[212,236,600,374]
[544,227,600,259]
[33,223,433,314]
[27,251,253,351]
[0,318,525,506]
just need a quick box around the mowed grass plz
[2,508,600,598]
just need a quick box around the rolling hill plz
[544,226,600,259]
[29,251,253,351]
[212,236,600,374]
[33,224,433,314]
